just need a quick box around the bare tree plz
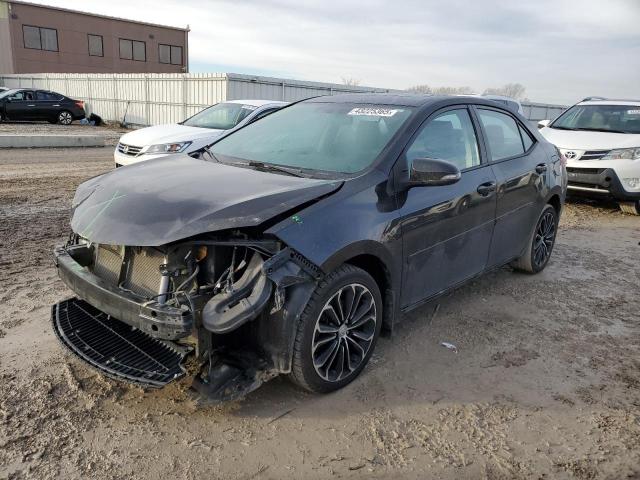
[407,85,474,95]
[431,86,474,95]
[407,84,433,94]
[341,77,361,87]
[483,83,526,100]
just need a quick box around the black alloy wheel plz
[533,209,556,269]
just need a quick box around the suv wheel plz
[289,264,382,393]
[58,110,73,125]
[619,201,640,216]
[512,204,558,274]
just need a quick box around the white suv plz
[538,97,640,215]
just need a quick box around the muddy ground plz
[1,148,639,480]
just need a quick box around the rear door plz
[35,90,64,120]
[399,106,497,308]
[473,106,547,267]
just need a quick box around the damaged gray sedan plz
[53,94,565,400]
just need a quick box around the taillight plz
[75,101,84,109]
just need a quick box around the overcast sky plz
[30,0,640,104]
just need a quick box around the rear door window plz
[36,91,61,101]
[477,109,525,161]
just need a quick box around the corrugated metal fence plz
[0,72,567,126]
[521,102,567,123]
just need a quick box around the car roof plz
[481,94,522,105]
[226,99,289,107]
[579,99,640,106]
[304,93,516,109]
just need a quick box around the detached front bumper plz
[566,167,640,202]
[54,245,193,340]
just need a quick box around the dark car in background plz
[52,94,566,400]
[0,88,85,125]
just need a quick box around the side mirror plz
[537,119,550,129]
[409,158,461,187]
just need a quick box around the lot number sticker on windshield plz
[627,110,640,115]
[348,107,400,117]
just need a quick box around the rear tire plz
[58,110,73,125]
[619,201,640,216]
[289,264,382,393]
[512,204,558,274]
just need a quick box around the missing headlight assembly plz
[52,232,321,400]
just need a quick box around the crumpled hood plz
[540,127,640,150]
[71,156,342,246]
[118,124,225,147]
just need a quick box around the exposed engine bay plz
[53,231,322,401]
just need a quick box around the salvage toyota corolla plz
[52,94,567,400]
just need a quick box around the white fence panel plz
[0,72,229,125]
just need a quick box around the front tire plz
[619,201,640,216]
[58,110,73,125]
[289,264,382,393]
[512,204,558,274]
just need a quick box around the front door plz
[5,90,37,120]
[399,107,497,309]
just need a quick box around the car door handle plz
[535,163,548,174]
[477,181,496,196]
[27,104,35,107]
[53,104,60,107]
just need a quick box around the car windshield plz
[182,103,258,130]
[209,102,414,174]
[0,89,18,99]
[551,104,640,134]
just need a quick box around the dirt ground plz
[1,148,639,480]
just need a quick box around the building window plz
[159,44,183,65]
[88,34,103,57]
[23,25,58,51]
[119,38,146,61]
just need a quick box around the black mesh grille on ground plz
[52,298,187,387]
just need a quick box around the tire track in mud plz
[0,149,112,332]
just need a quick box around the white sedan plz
[114,99,287,167]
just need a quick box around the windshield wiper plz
[572,127,627,134]
[246,161,305,177]
[552,126,627,134]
